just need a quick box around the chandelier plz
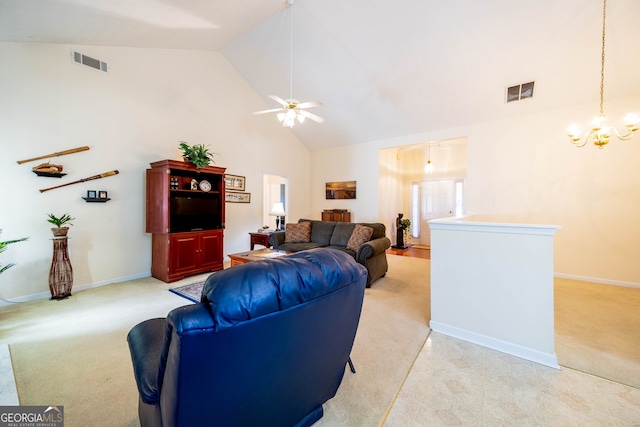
[424,143,434,174]
[567,0,638,148]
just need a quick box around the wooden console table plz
[321,210,351,222]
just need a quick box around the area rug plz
[169,281,204,303]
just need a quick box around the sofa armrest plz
[356,237,391,263]
[268,231,286,248]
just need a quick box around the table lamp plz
[270,202,287,231]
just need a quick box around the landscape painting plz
[326,181,356,199]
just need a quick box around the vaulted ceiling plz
[1,0,639,151]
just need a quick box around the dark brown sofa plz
[268,219,391,287]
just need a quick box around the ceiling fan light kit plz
[253,0,324,128]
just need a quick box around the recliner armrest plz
[127,318,166,405]
[356,237,391,263]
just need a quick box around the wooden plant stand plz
[49,237,73,299]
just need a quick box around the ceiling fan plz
[253,0,324,127]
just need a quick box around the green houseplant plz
[400,218,411,243]
[0,229,28,276]
[47,213,75,237]
[179,141,219,169]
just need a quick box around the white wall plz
[311,96,640,286]
[0,42,310,301]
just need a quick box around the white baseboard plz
[429,321,560,369]
[0,272,151,307]
[554,273,640,289]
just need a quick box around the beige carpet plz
[554,277,640,389]
[0,255,430,427]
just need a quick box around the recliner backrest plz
[157,249,367,426]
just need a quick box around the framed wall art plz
[225,192,251,203]
[326,181,356,199]
[225,174,245,192]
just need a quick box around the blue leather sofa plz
[127,249,367,427]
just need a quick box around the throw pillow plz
[285,222,311,243]
[346,224,374,252]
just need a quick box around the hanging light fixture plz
[567,0,639,149]
[252,0,324,127]
[424,143,434,174]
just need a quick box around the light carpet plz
[554,277,640,389]
[0,255,430,427]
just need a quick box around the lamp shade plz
[270,202,286,216]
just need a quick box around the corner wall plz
[0,42,310,301]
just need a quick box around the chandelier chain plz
[599,0,606,117]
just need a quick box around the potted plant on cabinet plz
[0,229,28,276]
[179,141,219,168]
[47,213,75,237]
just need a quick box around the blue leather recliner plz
[127,248,367,427]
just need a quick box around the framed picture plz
[225,174,246,192]
[98,191,108,199]
[326,181,357,199]
[87,190,97,199]
[225,192,251,203]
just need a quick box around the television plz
[170,195,222,232]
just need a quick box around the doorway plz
[263,174,288,230]
[411,179,464,246]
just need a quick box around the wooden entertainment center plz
[146,159,226,282]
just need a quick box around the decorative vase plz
[51,227,69,237]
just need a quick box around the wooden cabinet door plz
[169,233,199,275]
[199,230,223,271]
[146,167,170,233]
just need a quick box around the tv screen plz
[170,195,222,232]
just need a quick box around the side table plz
[49,237,73,300]
[249,232,272,250]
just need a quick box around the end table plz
[249,232,272,250]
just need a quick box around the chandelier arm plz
[612,127,635,141]
[571,133,590,148]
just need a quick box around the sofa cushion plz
[330,223,357,247]
[346,224,374,252]
[285,222,311,243]
[308,220,336,245]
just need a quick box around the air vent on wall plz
[506,81,534,103]
[71,50,108,72]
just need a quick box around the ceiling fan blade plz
[296,101,323,109]
[268,95,289,107]
[298,109,325,123]
[253,108,284,115]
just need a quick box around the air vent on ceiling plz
[506,81,534,103]
[71,50,108,72]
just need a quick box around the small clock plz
[199,180,211,192]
